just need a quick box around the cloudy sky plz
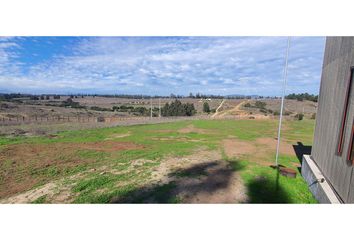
[0,36,325,96]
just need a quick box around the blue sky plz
[0,36,325,96]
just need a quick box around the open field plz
[0,96,316,120]
[0,96,317,137]
[0,118,316,203]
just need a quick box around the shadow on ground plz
[245,169,290,203]
[293,142,312,164]
[109,159,292,203]
[111,160,246,203]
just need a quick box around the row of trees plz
[161,100,196,116]
[286,93,318,102]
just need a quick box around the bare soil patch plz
[147,149,248,203]
[256,137,294,155]
[222,137,295,166]
[222,139,257,158]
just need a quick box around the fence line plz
[0,115,209,126]
[0,114,278,126]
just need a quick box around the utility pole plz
[159,98,161,118]
[150,97,153,119]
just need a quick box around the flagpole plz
[275,37,291,166]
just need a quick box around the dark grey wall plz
[311,37,354,203]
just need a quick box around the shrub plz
[244,103,252,108]
[90,106,112,112]
[254,101,266,109]
[311,113,316,119]
[295,113,304,120]
[260,108,267,113]
[203,102,211,113]
[60,98,85,109]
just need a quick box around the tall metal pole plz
[275,37,291,166]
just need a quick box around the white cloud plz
[0,37,325,95]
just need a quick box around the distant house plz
[302,37,354,203]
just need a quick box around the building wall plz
[311,37,354,203]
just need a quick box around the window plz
[337,67,354,156]
[347,120,354,164]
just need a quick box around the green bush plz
[90,106,112,112]
[254,101,266,109]
[203,102,211,113]
[60,98,85,109]
[244,103,252,108]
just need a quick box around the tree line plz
[285,93,318,102]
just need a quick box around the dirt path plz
[214,100,249,118]
[211,99,226,118]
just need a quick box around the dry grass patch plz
[0,141,142,199]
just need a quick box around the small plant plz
[295,113,304,120]
[311,113,316,119]
[31,195,47,204]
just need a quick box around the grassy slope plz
[0,119,317,203]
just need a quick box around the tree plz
[203,102,210,113]
[161,100,196,117]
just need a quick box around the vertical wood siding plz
[311,37,354,203]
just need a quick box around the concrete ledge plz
[301,155,341,203]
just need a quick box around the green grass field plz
[0,119,317,203]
